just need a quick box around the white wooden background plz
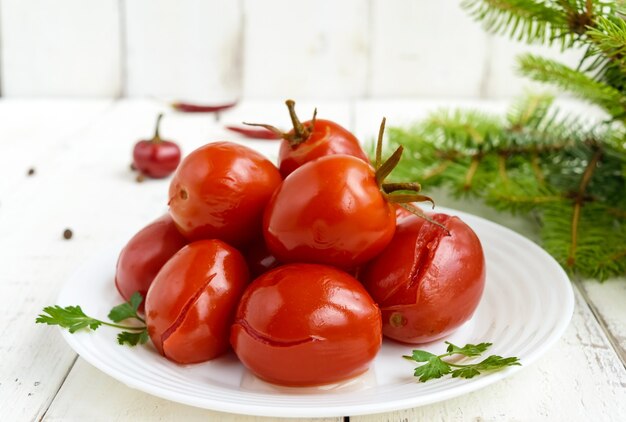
[0,0,583,100]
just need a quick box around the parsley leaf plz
[36,305,102,333]
[405,341,520,382]
[413,356,451,382]
[408,349,437,362]
[445,341,492,357]
[108,292,144,323]
[450,366,481,379]
[36,294,148,347]
[472,355,521,371]
[117,330,150,346]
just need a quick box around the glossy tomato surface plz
[278,119,368,178]
[168,142,282,247]
[263,155,396,270]
[145,239,249,364]
[231,263,382,386]
[361,213,485,344]
[115,214,187,311]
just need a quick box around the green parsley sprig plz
[404,341,521,382]
[36,292,149,346]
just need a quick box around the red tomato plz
[115,214,187,311]
[168,142,282,247]
[133,114,181,178]
[360,213,486,344]
[231,263,382,386]
[145,239,249,364]
[263,155,396,270]
[278,100,368,177]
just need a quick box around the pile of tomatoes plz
[115,100,486,387]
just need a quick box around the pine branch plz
[518,54,626,119]
[582,16,626,89]
[395,1,626,280]
[586,16,626,63]
[385,94,626,280]
[461,0,574,46]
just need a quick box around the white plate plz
[57,207,574,418]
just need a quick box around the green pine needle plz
[385,92,626,280]
[518,54,626,119]
[461,0,572,47]
[384,0,626,281]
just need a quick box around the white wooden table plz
[1,99,625,421]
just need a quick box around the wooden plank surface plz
[43,359,341,422]
[579,279,626,365]
[242,0,369,99]
[482,36,586,98]
[123,0,243,102]
[368,0,488,98]
[0,1,594,99]
[0,100,113,420]
[0,0,121,96]
[1,99,624,421]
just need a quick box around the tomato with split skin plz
[230,263,382,386]
[360,213,486,344]
[168,142,282,248]
[145,239,249,364]
[115,214,187,312]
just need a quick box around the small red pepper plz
[171,100,238,113]
[132,113,181,178]
[225,125,281,140]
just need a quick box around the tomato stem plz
[382,182,422,194]
[387,193,434,207]
[375,145,404,185]
[101,321,146,331]
[398,203,450,234]
[375,117,386,169]
[372,117,449,233]
[284,99,312,147]
[153,113,164,143]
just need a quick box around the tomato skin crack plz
[160,274,217,348]
[234,318,325,348]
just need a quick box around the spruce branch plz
[461,0,574,46]
[586,16,626,62]
[518,54,626,120]
[394,0,626,281]
[385,94,626,280]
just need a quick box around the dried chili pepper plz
[225,125,281,140]
[171,101,238,113]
